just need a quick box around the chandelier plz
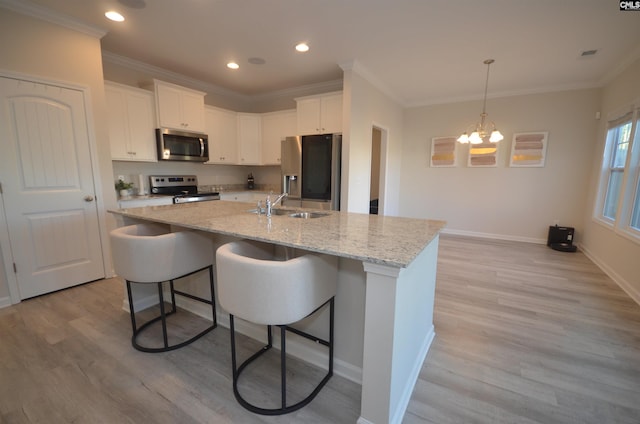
[457,59,504,144]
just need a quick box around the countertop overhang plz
[109,201,446,268]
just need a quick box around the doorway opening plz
[369,127,385,215]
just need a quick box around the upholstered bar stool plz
[216,240,338,415]
[110,223,216,353]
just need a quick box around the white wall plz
[0,9,116,303]
[342,70,404,215]
[581,57,640,303]
[399,89,600,243]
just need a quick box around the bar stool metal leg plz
[126,264,217,353]
[228,297,335,416]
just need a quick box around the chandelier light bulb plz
[489,130,504,143]
[457,133,469,144]
[469,132,483,144]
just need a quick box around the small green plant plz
[115,178,134,191]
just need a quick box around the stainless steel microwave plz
[156,128,209,162]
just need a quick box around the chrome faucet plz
[266,192,287,217]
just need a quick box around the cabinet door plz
[180,90,205,132]
[320,93,342,134]
[205,107,238,164]
[262,110,296,165]
[105,86,131,160]
[126,90,157,161]
[154,80,205,132]
[296,97,321,135]
[105,83,157,162]
[155,83,184,130]
[237,113,262,165]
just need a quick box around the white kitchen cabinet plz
[221,191,269,203]
[105,81,157,162]
[153,79,205,133]
[204,106,238,164]
[118,195,174,208]
[261,109,296,165]
[237,113,262,165]
[295,92,342,135]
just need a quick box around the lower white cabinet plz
[220,192,267,202]
[105,82,157,162]
[118,196,174,208]
[204,106,238,164]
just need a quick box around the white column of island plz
[110,200,445,424]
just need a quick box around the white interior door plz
[0,77,104,299]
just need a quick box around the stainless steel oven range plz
[149,175,220,204]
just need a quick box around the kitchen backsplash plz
[198,183,279,193]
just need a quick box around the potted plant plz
[115,178,134,197]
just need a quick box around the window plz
[596,104,640,242]
[602,120,631,220]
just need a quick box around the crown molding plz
[103,51,344,106]
[405,80,603,108]
[600,45,640,87]
[102,51,250,102]
[0,0,106,38]
[340,59,405,106]
[251,79,343,102]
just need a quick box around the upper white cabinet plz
[204,106,238,164]
[295,92,342,135]
[261,109,296,165]
[237,113,262,165]
[105,81,157,162]
[153,79,205,133]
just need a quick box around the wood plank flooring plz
[404,235,640,424]
[1,234,639,423]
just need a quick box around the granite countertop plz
[109,201,446,268]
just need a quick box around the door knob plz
[84,195,95,202]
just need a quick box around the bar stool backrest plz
[216,240,337,325]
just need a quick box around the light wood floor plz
[1,235,639,423]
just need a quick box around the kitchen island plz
[110,201,445,424]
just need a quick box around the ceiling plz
[13,0,640,106]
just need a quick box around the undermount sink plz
[247,208,328,219]
[247,208,290,216]
[288,212,329,219]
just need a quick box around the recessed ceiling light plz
[105,11,125,22]
[295,43,309,53]
[580,49,598,57]
[227,62,239,70]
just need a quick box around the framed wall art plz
[430,136,457,167]
[467,140,499,167]
[510,131,549,167]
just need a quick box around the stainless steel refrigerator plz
[281,134,341,210]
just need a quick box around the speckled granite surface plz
[109,201,446,268]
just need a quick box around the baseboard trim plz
[172,296,362,385]
[441,228,546,245]
[0,296,12,309]
[121,293,159,313]
[390,326,435,424]
[174,295,364,385]
[579,244,640,306]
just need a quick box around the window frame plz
[594,102,640,243]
